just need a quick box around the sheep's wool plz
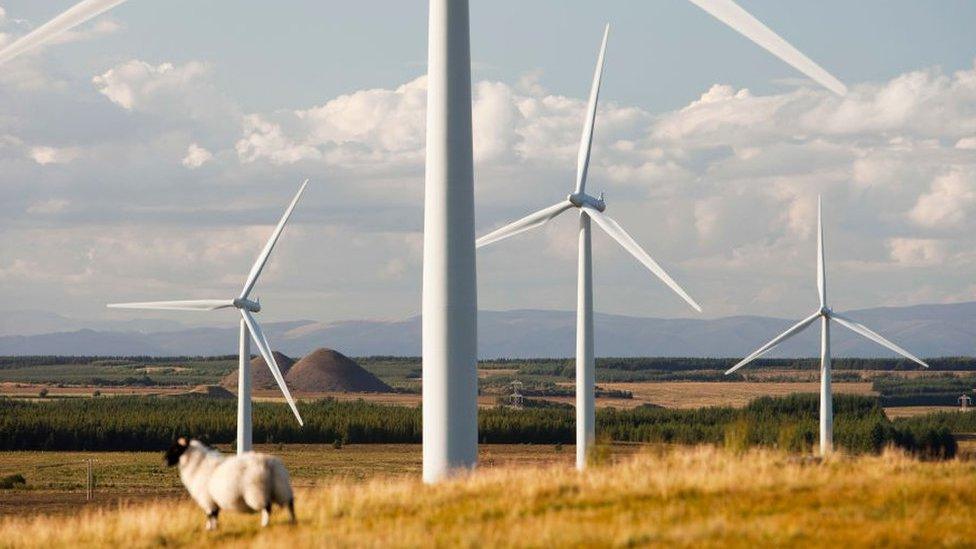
[178,441,294,515]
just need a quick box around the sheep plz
[164,437,296,530]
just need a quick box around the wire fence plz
[0,459,98,500]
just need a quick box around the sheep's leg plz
[205,508,219,531]
[261,504,272,527]
[287,499,296,524]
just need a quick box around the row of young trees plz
[0,355,238,369]
[872,374,976,406]
[0,394,957,457]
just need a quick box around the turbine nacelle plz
[233,298,261,313]
[568,192,606,212]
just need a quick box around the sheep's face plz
[164,437,190,466]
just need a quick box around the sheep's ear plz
[177,437,188,447]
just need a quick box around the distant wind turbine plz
[726,197,928,455]
[108,180,310,454]
[478,25,702,470]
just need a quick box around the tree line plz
[0,394,955,457]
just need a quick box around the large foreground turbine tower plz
[726,197,929,455]
[422,0,479,483]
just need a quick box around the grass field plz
[2,446,974,547]
[0,444,631,516]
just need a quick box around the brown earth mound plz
[220,352,296,391]
[285,348,392,393]
[185,385,236,399]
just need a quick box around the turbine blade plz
[582,205,702,313]
[574,23,610,195]
[239,179,310,300]
[830,312,929,368]
[686,0,847,95]
[476,200,574,248]
[107,299,234,311]
[0,0,129,66]
[240,310,304,425]
[725,311,821,375]
[817,196,826,308]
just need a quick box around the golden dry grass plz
[2,446,974,548]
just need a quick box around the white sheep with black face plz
[164,438,296,530]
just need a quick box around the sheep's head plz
[164,437,190,466]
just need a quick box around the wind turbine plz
[0,0,848,482]
[725,196,928,455]
[478,25,702,470]
[108,180,310,454]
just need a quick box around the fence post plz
[86,459,93,501]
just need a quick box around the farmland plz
[1,355,969,413]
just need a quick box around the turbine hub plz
[233,298,261,313]
[820,306,831,317]
[567,192,607,212]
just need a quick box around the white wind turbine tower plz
[108,180,310,454]
[478,25,702,470]
[726,197,929,455]
[0,0,848,481]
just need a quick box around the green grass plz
[0,359,237,386]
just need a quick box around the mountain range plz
[1,301,975,358]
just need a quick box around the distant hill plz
[220,352,296,391]
[285,348,392,392]
[1,302,976,359]
[0,310,183,337]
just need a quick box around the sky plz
[1,0,976,327]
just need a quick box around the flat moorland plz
[0,443,614,516]
[2,446,975,547]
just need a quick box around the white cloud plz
[887,238,949,266]
[7,51,976,321]
[230,74,661,184]
[93,60,211,111]
[29,145,81,165]
[181,143,212,169]
[236,114,321,165]
[909,169,976,230]
[237,77,427,168]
